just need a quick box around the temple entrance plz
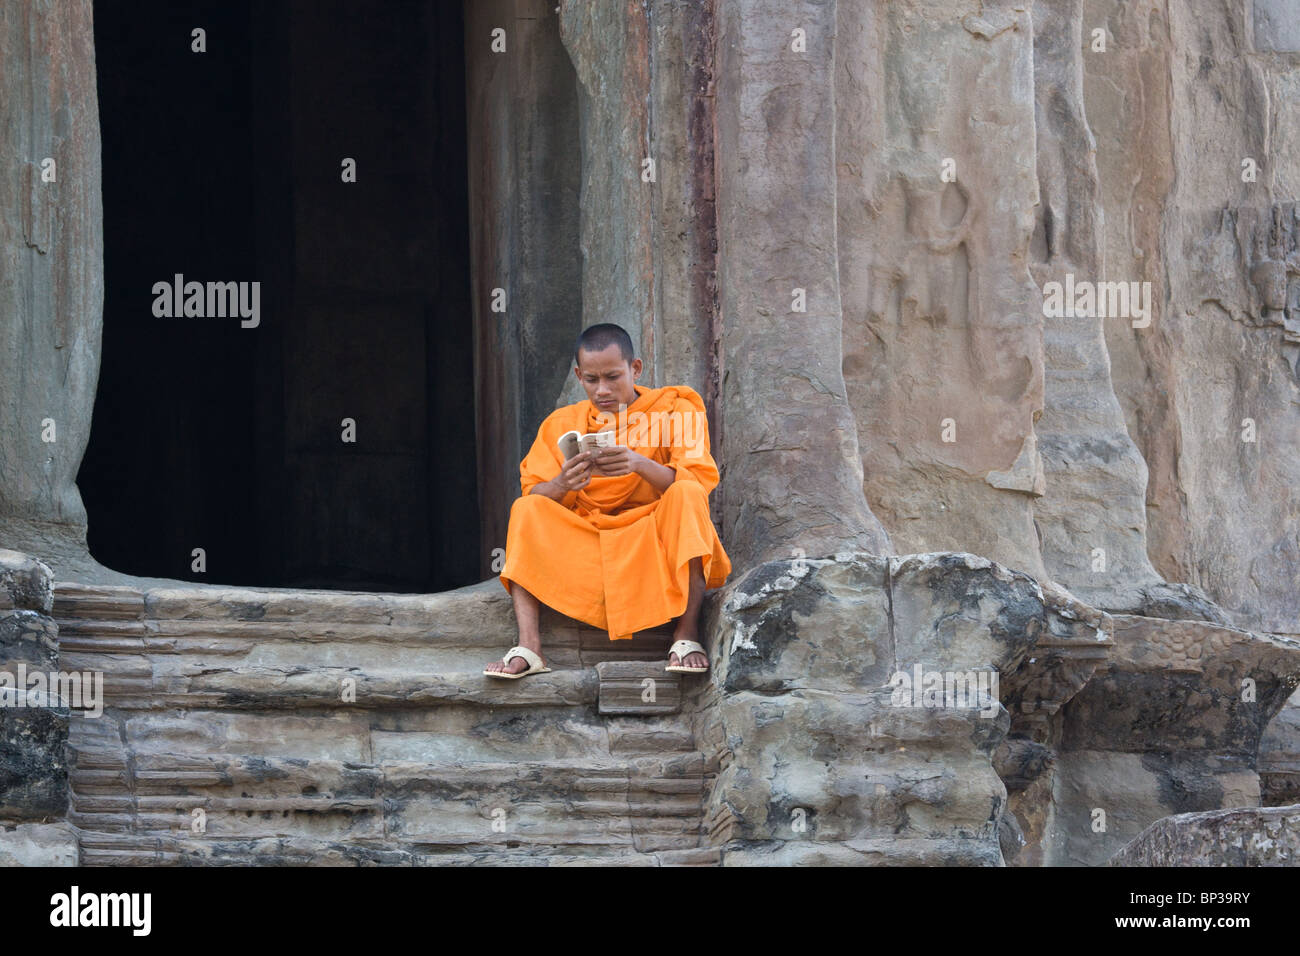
[83,0,479,592]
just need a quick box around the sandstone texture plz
[1111,803,1300,866]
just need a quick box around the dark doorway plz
[85,0,479,592]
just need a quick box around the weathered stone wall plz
[465,0,584,564]
[3,0,1299,868]
[0,550,76,865]
[1086,0,1300,637]
[837,0,1044,578]
[698,551,1115,864]
[1261,687,1300,804]
[1050,614,1300,865]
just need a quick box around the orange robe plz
[500,383,732,640]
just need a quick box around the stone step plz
[67,744,711,860]
[75,831,722,867]
[55,577,675,632]
[57,660,683,713]
[54,580,712,865]
[54,580,682,671]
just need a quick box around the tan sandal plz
[484,645,552,679]
[665,639,709,674]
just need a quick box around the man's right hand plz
[555,450,596,492]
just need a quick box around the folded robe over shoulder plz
[500,383,732,641]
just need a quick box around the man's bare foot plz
[483,645,546,676]
[668,636,708,670]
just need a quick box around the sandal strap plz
[669,639,706,660]
[503,645,543,669]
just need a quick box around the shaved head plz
[574,323,635,365]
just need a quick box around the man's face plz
[575,344,641,412]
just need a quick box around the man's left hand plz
[591,446,643,477]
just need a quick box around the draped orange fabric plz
[499,383,732,640]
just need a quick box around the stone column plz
[714,0,891,570]
[1027,0,1167,612]
[0,0,103,578]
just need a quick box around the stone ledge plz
[1110,803,1300,866]
[57,665,600,710]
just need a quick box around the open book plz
[558,429,616,460]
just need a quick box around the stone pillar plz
[0,0,104,579]
[645,0,722,404]
[1027,0,1170,613]
[715,0,891,570]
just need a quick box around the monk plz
[485,322,732,678]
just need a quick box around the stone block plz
[596,661,681,715]
[0,550,53,614]
[0,821,78,866]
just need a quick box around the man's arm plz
[528,475,574,503]
[528,450,594,502]
[632,454,677,494]
[588,446,680,493]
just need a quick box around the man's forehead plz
[577,350,633,370]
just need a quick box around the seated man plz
[485,322,732,678]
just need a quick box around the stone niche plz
[2,0,722,593]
